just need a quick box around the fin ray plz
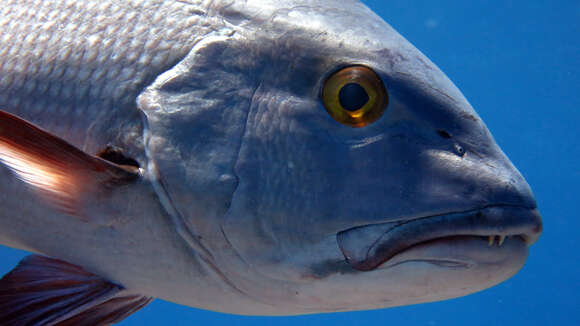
[0,110,139,219]
[58,295,154,326]
[0,255,153,326]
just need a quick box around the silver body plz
[0,0,541,315]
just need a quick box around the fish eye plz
[322,66,388,127]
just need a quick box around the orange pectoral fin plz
[0,110,140,220]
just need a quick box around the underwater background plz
[1,0,578,325]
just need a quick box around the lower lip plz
[377,235,528,270]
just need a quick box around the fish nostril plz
[435,129,465,157]
[437,129,452,139]
[454,143,466,157]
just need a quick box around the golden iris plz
[322,66,388,127]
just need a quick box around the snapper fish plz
[0,0,542,324]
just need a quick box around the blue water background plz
[1,1,578,325]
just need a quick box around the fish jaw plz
[337,206,542,272]
[290,234,532,313]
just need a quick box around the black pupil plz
[339,83,369,111]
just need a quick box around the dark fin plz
[0,255,153,326]
[58,295,153,326]
[0,110,140,219]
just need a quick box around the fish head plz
[138,0,542,314]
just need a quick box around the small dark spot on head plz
[437,129,452,139]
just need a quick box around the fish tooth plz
[488,235,495,246]
[498,235,506,246]
[521,235,530,246]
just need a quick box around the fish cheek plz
[222,86,400,282]
[221,93,336,267]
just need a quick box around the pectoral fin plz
[0,255,153,326]
[0,110,140,220]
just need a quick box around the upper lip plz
[337,205,542,271]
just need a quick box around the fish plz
[0,0,543,324]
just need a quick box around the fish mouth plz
[337,206,542,271]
